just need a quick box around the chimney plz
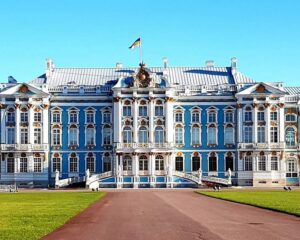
[231,57,237,74]
[162,57,168,68]
[116,62,123,69]
[46,58,55,78]
[205,60,215,67]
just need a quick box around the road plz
[42,189,300,240]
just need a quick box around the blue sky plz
[0,0,299,86]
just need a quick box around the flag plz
[129,38,141,49]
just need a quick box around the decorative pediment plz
[236,82,286,97]
[0,83,49,97]
[133,63,154,88]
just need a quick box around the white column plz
[133,99,138,143]
[28,154,34,172]
[29,106,34,144]
[265,105,270,144]
[133,154,139,188]
[149,154,155,187]
[165,97,174,143]
[1,108,6,143]
[15,107,20,144]
[149,99,154,143]
[279,105,285,143]
[253,106,257,143]
[113,98,122,144]
[237,105,243,143]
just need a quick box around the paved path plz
[43,190,300,240]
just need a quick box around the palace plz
[0,58,299,188]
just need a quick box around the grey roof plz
[30,66,255,87]
[284,87,300,95]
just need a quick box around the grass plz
[0,191,106,240]
[197,190,300,217]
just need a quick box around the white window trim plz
[190,124,202,146]
[68,153,79,173]
[224,107,235,123]
[174,124,185,146]
[206,107,218,123]
[51,154,62,173]
[175,154,185,172]
[191,153,202,172]
[174,106,185,123]
[208,152,218,173]
[207,124,218,146]
[85,153,96,172]
[224,152,235,172]
[224,125,235,145]
[102,152,112,172]
[102,125,113,146]
[51,127,62,146]
[85,126,96,146]
[68,126,79,146]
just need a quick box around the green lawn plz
[0,191,106,240]
[197,190,300,217]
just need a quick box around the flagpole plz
[139,36,143,64]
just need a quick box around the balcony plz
[0,144,49,151]
[238,142,285,150]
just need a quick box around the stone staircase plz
[55,176,86,188]
[86,171,113,189]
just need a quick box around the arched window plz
[138,126,148,144]
[69,153,78,172]
[103,153,111,172]
[123,155,132,171]
[86,152,95,172]
[69,125,78,146]
[52,127,61,146]
[225,152,234,171]
[175,125,184,144]
[191,125,201,145]
[207,124,217,145]
[192,152,200,171]
[175,156,183,171]
[155,126,164,144]
[123,127,132,144]
[208,152,217,172]
[103,125,112,145]
[224,125,234,144]
[286,158,298,177]
[86,125,95,145]
[52,153,61,172]
[286,127,296,146]
[155,155,164,171]
[139,155,148,171]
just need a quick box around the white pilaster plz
[237,105,243,143]
[43,106,49,144]
[253,106,257,143]
[29,106,34,144]
[265,105,270,144]
[165,98,174,143]
[279,105,285,143]
[133,154,139,188]
[15,107,20,144]
[149,154,155,187]
[133,98,138,143]
[149,99,154,143]
[113,97,122,143]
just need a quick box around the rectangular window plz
[270,112,278,121]
[20,112,28,123]
[86,128,95,145]
[257,112,265,121]
[123,106,132,117]
[103,112,111,123]
[207,128,217,145]
[34,112,42,122]
[208,112,216,123]
[20,157,28,172]
[7,157,15,173]
[34,157,42,172]
[258,156,266,171]
[244,111,252,122]
[175,112,183,122]
[69,157,78,172]
[244,156,253,171]
[155,106,164,116]
[270,127,278,143]
[7,112,15,122]
[244,126,252,143]
[271,157,278,171]
[103,128,112,145]
[52,112,61,123]
[192,157,200,171]
[175,157,183,171]
[139,106,147,117]
[191,127,201,145]
[7,128,15,144]
[20,128,28,144]
[86,113,94,123]
[192,112,200,122]
[69,128,78,146]
[257,126,265,143]
[52,129,61,145]
[69,113,78,123]
[86,157,95,172]
[209,157,217,171]
[34,128,41,144]
[225,112,233,123]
